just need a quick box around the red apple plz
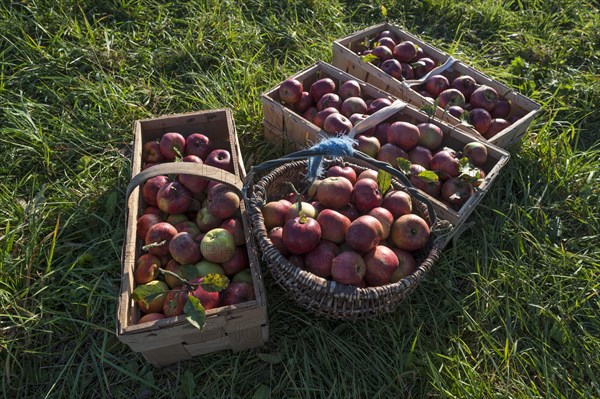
[207,183,241,219]
[387,121,420,151]
[412,57,435,79]
[268,226,290,256]
[462,142,488,167]
[367,98,393,114]
[441,178,474,210]
[377,143,409,166]
[468,108,493,134]
[157,181,193,215]
[364,245,400,286]
[185,133,212,160]
[142,175,170,207]
[357,169,379,181]
[282,216,322,255]
[279,78,303,105]
[470,85,499,112]
[137,213,162,241]
[354,135,381,158]
[390,214,430,251]
[313,107,339,129]
[377,36,396,51]
[408,145,433,169]
[164,258,184,288]
[331,251,366,285]
[416,122,444,150]
[143,140,165,163]
[294,91,314,113]
[138,313,166,324]
[303,106,318,122]
[371,45,393,61]
[220,281,255,306]
[220,217,246,246]
[430,149,460,179]
[163,288,188,317]
[179,155,209,194]
[393,41,418,62]
[159,132,186,161]
[168,231,201,265]
[352,178,383,213]
[345,215,382,253]
[338,79,362,100]
[437,88,466,109]
[484,118,510,139]
[310,78,336,102]
[316,176,353,210]
[338,203,360,221]
[204,149,233,172]
[381,189,412,219]
[317,92,342,111]
[316,209,351,244]
[134,254,161,284]
[303,240,340,278]
[136,280,168,314]
[189,277,220,310]
[491,98,512,119]
[448,105,466,119]
[340,96,368,117]
[323,113,353,135]
[145,222,178,256]
[261,199,292,230]
[196,206,224,233]
[326,165,357,185]
[424,74,450,97]
[390,248,417,282]
[221,246,249,276]
[368,206,394,239]
[450,75,478,102]
[380,58,403,80]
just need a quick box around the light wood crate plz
[118,109,269,366]
[331,22,541,148]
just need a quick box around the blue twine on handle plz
[306,135,357,181]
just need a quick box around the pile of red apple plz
[261,165,432,287]
[132,132,255,325]
[278,75,489,211]
[354,29,517,139]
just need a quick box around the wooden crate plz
[261,68,510,228]
[118,109,269,366]
[331,22,541,148]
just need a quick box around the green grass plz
[1,0,599,397]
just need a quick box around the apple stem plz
[141,240,167,252]
[158,267,192,287]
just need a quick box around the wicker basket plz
[244,146,453,320]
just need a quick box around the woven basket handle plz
[243,146,438,226]
[126,163,243,202]
[401,56,457,87]
[347,99,407,139]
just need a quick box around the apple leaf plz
[418,170,439,183]
[420,103,436,119]
[131,284,165,308]
[397,157,412,175]
[457,157,482,183]
[184,294,206,330]
[460,111,471,125]
[377,169,393,195]
[361,53,379,64]
[200,273,230,292]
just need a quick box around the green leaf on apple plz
[200,273,230,292]
[457,157,481,183]
[361,53,379,64]
[132,284,165,307]
[396,157,412,175]
[184,294,206,330]
[418,170,439,183]
[420,103,436,119]
[460,111,471,125]
[377,169,392,195]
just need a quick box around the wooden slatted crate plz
[331,22,541,148]
[118,109,269,366]
[261,63,510,228]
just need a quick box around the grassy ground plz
[1,0,599,398]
